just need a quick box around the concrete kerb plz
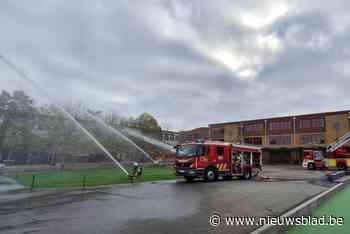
[250,177,350,234]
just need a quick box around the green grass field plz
[286,185,350,234]
[16,166,176,188]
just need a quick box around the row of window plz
[243,134,324,145]
[244,123,263,131]
[244,137,263,145]
[269,135,292,145]
[214,118,327,138]
[243,118,325,133]
[300,134,325,145]
[269,121,291,130]
[299,118,325,129]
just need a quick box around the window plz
[197,145,210,156]
[269,135,292,145]
[314,151,324,160]
[312,119,324,128]
[269,121,291,130]
[244,123,263,132]
[244,137,262,145]
[216,146,224,156]
[176,145,198,157]
[299,119,310,128]
[300,134,325,144]
[211,127,224,138]
[334,122,341,131]
[177,145,210,157]
[299,118,324,129]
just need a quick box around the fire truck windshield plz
[176,145,199,157]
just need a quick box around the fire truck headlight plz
[190,163,195,168]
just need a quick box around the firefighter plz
[234,154,242,173]
[132,162,143,178]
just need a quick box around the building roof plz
[181,141,261,150]
[209,110,350,127]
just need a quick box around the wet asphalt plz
[0,169,330,234]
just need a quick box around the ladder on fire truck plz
[326,131,350,152]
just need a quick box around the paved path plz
[0,178,330,234]
[0,165,335,234]
[261,164,325,180]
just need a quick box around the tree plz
[0,90,37,159]
[44,105,99,165]
[136,113,162,139]
[137,113,161,129]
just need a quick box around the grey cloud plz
[0,0,349,130]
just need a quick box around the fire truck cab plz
[302,150,325,170]
[302,131,350,170]
[175,141,262,182]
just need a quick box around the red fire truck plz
[175,141,262,182]
[302,132,350,170]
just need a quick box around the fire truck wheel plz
[307,163,315,170]
[242,170,252,180]
[204,167,217,182]
[337,163,347,171]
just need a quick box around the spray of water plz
[85,112,157,163]
[123,128,175,152]
[0,54,131,175]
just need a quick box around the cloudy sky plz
[0,0,350,130]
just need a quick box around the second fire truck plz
[302,132,350,170]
